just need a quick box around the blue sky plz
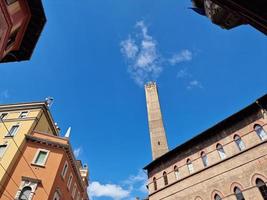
[1,0,267,199]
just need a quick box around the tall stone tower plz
[145,82,169,160]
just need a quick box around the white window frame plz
[15,178,39,200]
[0,143,8,158]
[19,111,29,119]
[67,173,73,190]
[32,149,50,167]
[53,191,60,200]
[61,161,68,179]
[6,124,20,137]
[72,183,77,198]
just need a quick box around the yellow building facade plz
[0,101,59,188]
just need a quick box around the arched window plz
[174,166,179,180]
[255,125,267,141]
[153,177,157,191]
[216,144,226,160]
[214,194,222,200]
[163,171,168,185]
[234,187,245,200]
[61,161,68,179]
[234,135,246,151]
[53,191,60,200]
[256,178,267,199]
[19,186,32,200]
[201,151,208,167]
[187,159,194,174]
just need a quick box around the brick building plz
[144,82,267,200]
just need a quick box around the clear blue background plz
[0,0,266,199]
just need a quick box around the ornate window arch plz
[15,177,39,200]
[19,186,32,200]
[211,190,224,200]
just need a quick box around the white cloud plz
[120,21,162,87]
[177,68,191,79]
[89,182,130,200]
[123,170,148,195]
[120,21,194,87]
[169,49,192,65]
[120,38,139,59]
[74,147,82,158]
[187,80,203,90]
[88,170,148,200]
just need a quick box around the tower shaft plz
[145,82,169,160]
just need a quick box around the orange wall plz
[0,138,86,200]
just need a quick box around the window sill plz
[31,163,45,168]
[4,135,14,138]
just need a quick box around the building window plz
[61,161,68,179]
[67,173,73,190]
[214,194,222,200]
[0,113,8,120]
[174,166,179,180]
[5,28,19,50]
[19,186,32,200]
[6,124,19,137]
[15,178,38,200]
[163,171,168,186]
[5,0,17,5]
[153,177,157,191]
[256,178,267,199]
[234,135,246,151]
[19,111,28,119]
[32,149,49,166]
[72,183,77,198]
[0,144,8,158]
[216,144,226,160]
[53,191,60,200]
[234,187,245,200]
[201,151,208,167]
[187,159,194,174]
[255,125,267,141]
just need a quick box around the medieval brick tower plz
[145,82,169,160]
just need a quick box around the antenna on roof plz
[45,97,54,108]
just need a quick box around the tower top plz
[145,82,169,160]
